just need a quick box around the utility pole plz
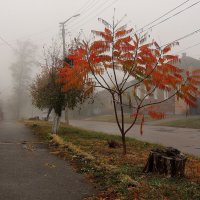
[60,14,80,125]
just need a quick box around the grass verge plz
[24,120,200,200]
[158,117,200,129]
[83,114,157,124]
[84,114,135,124]
[83,114,178,125]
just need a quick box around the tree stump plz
[143,147,187,177]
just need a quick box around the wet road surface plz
[0,121,95,200]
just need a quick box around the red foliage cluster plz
[58,17,200,141]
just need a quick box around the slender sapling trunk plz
[52,113,61,134]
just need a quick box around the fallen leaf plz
[45,162,56,168]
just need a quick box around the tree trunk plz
[143,147,187,177]
[65,106,69,125]
[52,114,61,134]
[46,107,52,121]
[122,134,127,155]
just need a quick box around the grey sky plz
[0,0,200,95]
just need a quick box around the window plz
[136,86,141,98]
[164,90,169,100]
[144,86,149,99]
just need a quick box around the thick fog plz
[0,0,199,119]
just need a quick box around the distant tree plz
[59,17,200,154]
[31,41,91,133]
[30,66,53,120]
[10,40,37,119]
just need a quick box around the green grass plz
[158,117,200,129]
[84,114,157,124]
[25,120,200,200]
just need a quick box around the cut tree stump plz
[143,147,187,177]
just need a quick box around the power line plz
[137,0,191,33]
[13,2,98,43]
[75,0,93,14]
[0,2,97,46]
[68,0,111,30]
[79,0,99,14]
[67,0,101,27]
[66,0,100,27]
[0,34,45,62]
[70,0,120,32]
[78,0,100,15]
[176,41,200,54]
[0,0,109,47]
[0,26,58,47]
[140,0,200,34]
[1,2,97,44]
[0,35,19,54]
[162,28,200,47]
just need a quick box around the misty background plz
[0,0,199,119]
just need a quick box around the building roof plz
[178,53,200,69]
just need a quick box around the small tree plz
[30,66,53,120]
[31,42,90,134]
[59,17,200,154]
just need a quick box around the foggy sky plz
[0,0,200,96]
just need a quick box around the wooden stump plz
[143,147,187,177]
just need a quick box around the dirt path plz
[0,121,95,200]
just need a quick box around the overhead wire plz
[66,0,100,27]
[0,26,59,47]
[0,33,45,62]
[0,0,116,46]
[162,28,200,47]
[0,1,97,46]
[68,0,101,25]
[68,0,112,30]
[176,42,200,54]
[0,35,17,52]
[75,0,93,14]
[139,0,200,34]
[70,0,120,32]
[78,0,99,14]
[136,0,191,33]
[1,0,200,56]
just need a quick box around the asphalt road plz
[70,120,200,157]
[0,121,95,200]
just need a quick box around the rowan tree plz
[59,17,200,154]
